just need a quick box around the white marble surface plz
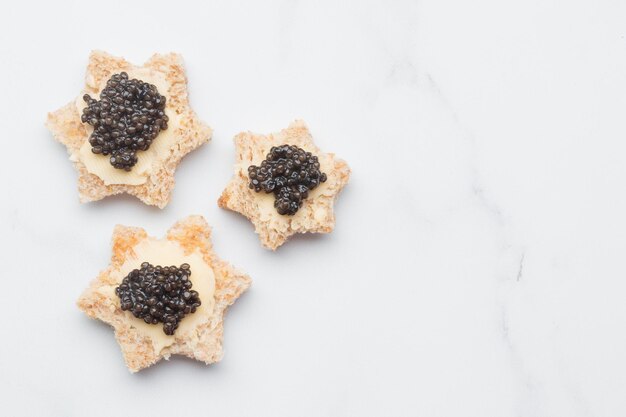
[1,0,626,416]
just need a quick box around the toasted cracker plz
[46,50,212,208]
[77,215,251,372]
[218,120,351,250]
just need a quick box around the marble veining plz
[1,0,626,416]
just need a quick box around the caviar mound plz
[81,72,169,171]
[115,262,201,335]
[248,144,327,215]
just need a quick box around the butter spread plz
[97,238,216,354]
[75,68,180,186]
[238,141,334,227]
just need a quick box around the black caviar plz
[115,262,201,335]
[81,72,168,171]
[248,144,327,215]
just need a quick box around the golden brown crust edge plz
[77,215,251,372]
[46,50,212,208]
[218,120,351,250]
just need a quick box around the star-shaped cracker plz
[218,120,351,250]
[77,215,251,372]
[46,50,211,208]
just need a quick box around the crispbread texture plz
[218,120,351,249]
[77,215,251,372]
[46,50,212,208]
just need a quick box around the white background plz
[1,0,626,416]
